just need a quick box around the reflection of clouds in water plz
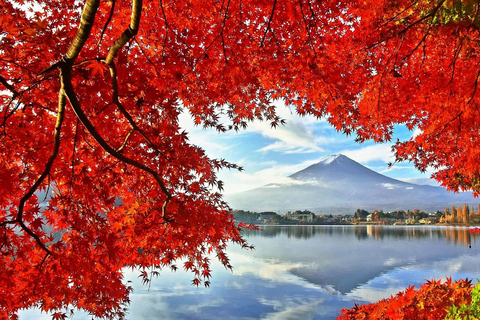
[401,253,471,274]
[259,297,324,320]
[446,262,463,273]
[235,256,306,281]
[348,273,408,303]
[347,252,480,305]
[230,252,336,293]
[127,251,346,320]
[117,256,336,320]
[384,257,398,266]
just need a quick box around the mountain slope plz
[225,154,476,214]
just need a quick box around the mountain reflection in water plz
[243,226,479,295]
[19,226,480,320]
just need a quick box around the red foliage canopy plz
[338,278,474,319]
[1,0,480,318]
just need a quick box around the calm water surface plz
[20,225,480,319]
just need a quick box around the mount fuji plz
[225,154,477,214]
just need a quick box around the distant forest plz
[233,203,480,225]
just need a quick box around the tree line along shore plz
[233,204,480,226]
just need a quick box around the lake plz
[20,225,480,320]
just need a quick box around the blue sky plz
[179,101,437,194]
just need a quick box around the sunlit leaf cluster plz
[338,278,475,319]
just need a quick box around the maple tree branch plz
[0,74,19,97]
[159,0,191,50]
[448,39,463,84]
[367,0,442,49]
[0,58,37,75]
[108,61,170,160]
[133,38,159,73]
[2,78,68,255]
[398,0,446,35]
[62,0,171,214]
[398,24,431,69]
[220,0,231,64]
[298,0,317,56]
[61,63,172,217]
[260,0,278,47]
[64,0,100,61]
[97,0,117,46]
[33,253,52,295]
[471,0,480,28]
[103,2,172,161]
[105,0,142,65]
[192,0,231,69]
[117,127,135,152]
[370,1,419,38]
[469,69,480,104]
[434,111,464,139]
[69,119,80,195]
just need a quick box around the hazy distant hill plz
[225,154,477,214]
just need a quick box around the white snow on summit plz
[321,154,342,165]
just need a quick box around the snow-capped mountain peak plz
[225,154,475,214]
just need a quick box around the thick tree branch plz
[105,0,142,65]
[0,79,67,255]
[65,0,100,61]
[2,0,100,253]
[61,62,172,216]
[17,90,66,255]
[62,0,171,212]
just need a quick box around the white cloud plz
[251,105,329,154]
[229,252,325,292]
[399,177,440,187]
[178,103,333,160]
[412,128,423,138]
[221,159,322,194]
[270,177,320,187]
[258,141,322,154]
[341,144,395,163]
